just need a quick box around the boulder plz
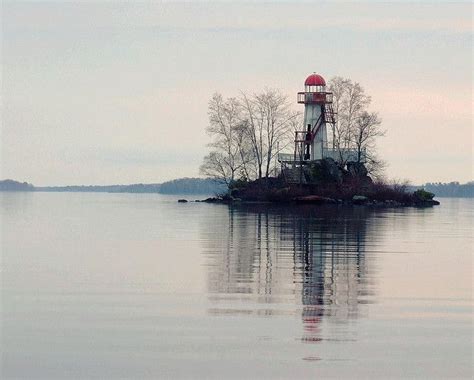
[307,158,343,184]
[295,195,337,204]
[352,195,368,205]
[202,197,219,203]
[323,158,344,184]
[384,200,402,207]
[347,161,368,178]
[177,199,188,203]
[413,198,440,207]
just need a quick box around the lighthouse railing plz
[322,146,366,163]
[297,92,333,104]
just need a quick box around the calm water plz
[1,193,472,379]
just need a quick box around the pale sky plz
[1,1,472,186]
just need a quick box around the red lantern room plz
[297,73,332,104]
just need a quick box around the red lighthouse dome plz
[304,73,326,86]
[297,73,331,104]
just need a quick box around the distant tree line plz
[0,178,224,195]
[0,179,34,191]
[159,178,226,194]
[2,179,472,198]
[37,184,161,193]
[422,182,474,198]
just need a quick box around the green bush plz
[414,188,435,201]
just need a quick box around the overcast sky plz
[1,1,472,185]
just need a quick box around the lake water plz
[1,192,472,379]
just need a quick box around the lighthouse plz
[278,73,363,182]
[296,73,335,161]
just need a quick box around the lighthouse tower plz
[295,73,335,161]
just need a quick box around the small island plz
[200,158,439,207]
[198,74,440,207]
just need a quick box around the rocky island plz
[200,158,439,207]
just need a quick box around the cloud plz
[4,2,471,34]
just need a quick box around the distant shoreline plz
[0,178,226,195]
[1,179,472,198]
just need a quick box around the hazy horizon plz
[1,2,472,186]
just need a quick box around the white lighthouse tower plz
[296,73,335,161]
[278,73,363,182]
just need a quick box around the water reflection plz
[202,204,381,342]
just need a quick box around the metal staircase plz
[293,103,336,163]
[324,103,336,124]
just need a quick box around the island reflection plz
[201,204,383,343]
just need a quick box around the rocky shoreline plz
[180,193,440,208]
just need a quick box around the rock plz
[352,195,368,205]
[347,161,368,177]
[305,158,344,184]
[322,158,344,184]
[282,167,307,184]
[202,197,219,203]
[384,200,402,207]
[361,175,373,185]
[414,199,440,207]
[295,195,337,204]
[178,199,188,203]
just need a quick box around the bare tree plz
[328,77,385,173]
[199,93,244,184]
[352,111,384,163]
[364,153,387,181]
[200,151,234,185]
[239,93,265,180]
[234,120,256,181]
[351,111,386,179]
[201,89,298,184]
[240,89,299,179]
[327,76,350,150]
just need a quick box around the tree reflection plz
[201,204,378,342]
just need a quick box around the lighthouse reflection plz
[202,204,378,343]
